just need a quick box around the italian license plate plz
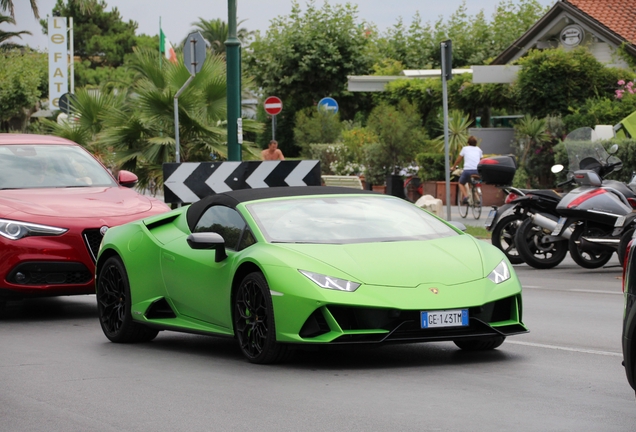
[484,209,496,229]
[552,217,566,236]
[421,309,469,329]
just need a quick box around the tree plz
[1,0,38,19]
[433,109,473,163]
[2,0,95,19]
[0,14,30,44]
[514,47,623,118]
[45,48,262,190]
[365,101,427,176]
[41,0,137,68]
[0,49,46,131]
[244,0,377,156]
[189,18,253,55]
[293,108,342,151]
[374,0,548,69]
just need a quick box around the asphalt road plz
[1,253,634,431]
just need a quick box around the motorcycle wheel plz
[568,225,614,269]
[515,218,568,269]
[618,228,635,267]
[490,214,524,265]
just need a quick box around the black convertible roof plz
[186,186,378,232]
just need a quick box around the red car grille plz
[83,229,103,262]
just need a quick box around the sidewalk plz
[441,204,492,227]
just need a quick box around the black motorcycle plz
[537,128,635,269]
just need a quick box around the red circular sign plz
[264,96,283,115]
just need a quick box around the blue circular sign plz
[317,97,338,114]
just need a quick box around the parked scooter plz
[485,186,527,264]
[509,188,568,269]
[538,128,636,268]
[479,156,566,267]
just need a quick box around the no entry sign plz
[264,96,283,115]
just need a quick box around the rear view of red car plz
[0,134,170,304]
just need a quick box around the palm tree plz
[45,47,261,191]
[0,0,38,19]
[1,0,95,19]
[189,18,254,55]
[434,109,473,163]
[0,14,30,43]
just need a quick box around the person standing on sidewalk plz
[452,136,483,204]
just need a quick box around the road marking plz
[522,286,622,295]
[507,340,622,357]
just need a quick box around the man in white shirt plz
[452,136,483,204]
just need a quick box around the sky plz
[3,0,557,50]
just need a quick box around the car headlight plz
[0,218,68,240]
[299,270,361,292]
[487,260,511,284]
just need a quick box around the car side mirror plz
[187,232,228,262]
[118,170,138,188]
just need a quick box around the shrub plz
[415,153,446,182]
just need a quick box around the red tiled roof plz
[565,0,636,42]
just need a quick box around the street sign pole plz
[226,0,242,162]
[264,96,283,142]
[441,40,452,221]
[175,32,205,164]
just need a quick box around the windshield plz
[247,195,459,244]
[563,127,621,173]
[0,144,117,189]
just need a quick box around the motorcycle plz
[508,188,567,269]
[485,186,527,264]
[545,128,636,268]
[480,156,565,267]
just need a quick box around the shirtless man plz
[261,140,285,161]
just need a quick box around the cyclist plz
[452,135,483,204]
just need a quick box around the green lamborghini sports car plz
[95,186,527,364]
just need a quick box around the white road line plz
[507,340,622,357]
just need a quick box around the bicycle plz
[455,171,483,219]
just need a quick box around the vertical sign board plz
[48,17,68,110]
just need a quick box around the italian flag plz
[160,29,177,64]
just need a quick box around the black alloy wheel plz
[568,225,614,269]
[515,218,568,269]
[96,256,158,343]
[234,272,290,364]
[490,214,524,265]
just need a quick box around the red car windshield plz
[0,144,117,189]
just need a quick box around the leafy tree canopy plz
[513,47,626,118]
[244,0,377,155]
[40,0,137,68]
[0,49,46,131]
[376,0,547,69]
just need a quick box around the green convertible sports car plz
[95,186,527,364]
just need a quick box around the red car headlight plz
[0,218,68,240]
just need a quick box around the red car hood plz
[0,187,157,218]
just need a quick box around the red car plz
[0,134,170,303]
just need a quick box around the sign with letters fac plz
[163,160,321,204]
[48,17,68,110]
